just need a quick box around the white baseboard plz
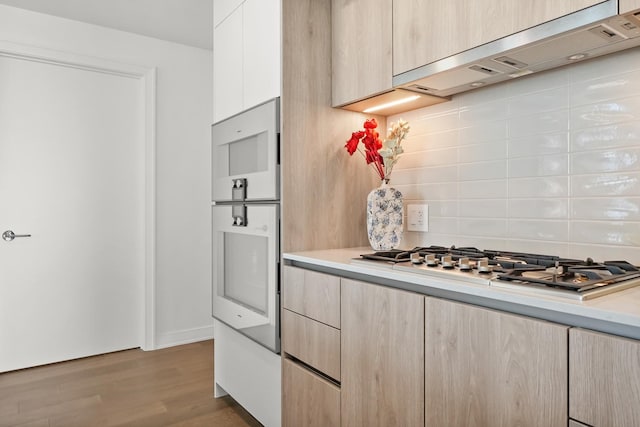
[154,324,215,349]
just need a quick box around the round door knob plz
[2,230,32,241]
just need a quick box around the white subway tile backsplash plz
[458,140,507,163]
[569,48,640,84]
[406,129,459,151]
[388,49,640,259]
[459,199,507,218]
[508,154,568,178]
[570,221,640,246]
[505,240,569,258]
[570,172,640,197]
[570,69,640,106]
[570,123,640,152]
[399,147,457,169]
[569,243,640,265]
[570,198,640,221]
[420,165,459,183]
[427,217,459,234]
[508,177,569,198]
[506,67,569,97]
[458,82,509,104]
[570,147,640,174]
[403,232,461,248]
[396,182,458,201]
[411,108,459,134]
[508,219,569,241]
[570,96,640,129]
[508,87,568,117]
[508,199,568,219]
[458,160,507,181]
[459,120,507,144]
[459,218,508,237]
[409,200,458,217]
[457,236,508,250]
[396,165,458,184]
[508,110,569,138]
[459,100,508,125]
[508,132,568,158]
[458,179,508,199]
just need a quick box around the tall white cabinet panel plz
[213,6,243,122]
[213,0,244,27]
[213,0,281,123]
[243,0,281,111]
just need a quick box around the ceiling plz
[0,0,213,50]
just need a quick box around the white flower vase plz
[366,180,403,250]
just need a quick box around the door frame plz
[0,40,157,350]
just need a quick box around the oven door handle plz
[232,204,247,226]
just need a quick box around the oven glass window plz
[223,232,268,315]
[227,131,268,176]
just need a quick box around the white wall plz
[390,47,640,264]
[0,5,213,348]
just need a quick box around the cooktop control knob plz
[459,257,471,271]
[442,255,454,269]
[477,257,492,273]
[424,254,436,266]
[410,252,424,264]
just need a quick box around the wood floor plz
[0,340,263,427]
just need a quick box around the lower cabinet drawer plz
[282,358,340,427]
[282,309,341,381]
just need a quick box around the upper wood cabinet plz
[332,0,393,107]
[393,0,604,75]
[569,328,640,427]
[213,0,281,123]
[341,278,424,426]
[424,297,568,427]
[621,0,640,13]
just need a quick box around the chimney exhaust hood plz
[393,1,640,98]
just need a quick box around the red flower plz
[363,118,378,129]
[344,118,410,182]
[344,118,385,180]
[345,131,365,155]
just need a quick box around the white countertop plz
[284,247,640,340]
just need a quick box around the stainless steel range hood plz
[393,1,640,98]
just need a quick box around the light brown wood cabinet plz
[282,266,340,328]
[621,0,640,13]
[282,358,340,427]
[282,266,342,425]
[281,309,341,381]
[424,297,568,427]
[331,0,392,107]
[393,0,603,75]
[569,328,640,427]
[341,278,424,427]
[569,419,590,427]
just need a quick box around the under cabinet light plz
[363,95,421,113]
[339,88,449,116]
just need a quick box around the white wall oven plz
[211,98,280,353]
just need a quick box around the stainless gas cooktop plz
[354,246,640,301]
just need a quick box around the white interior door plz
[0,51,145,372]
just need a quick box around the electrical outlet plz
[407,204,429,232]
